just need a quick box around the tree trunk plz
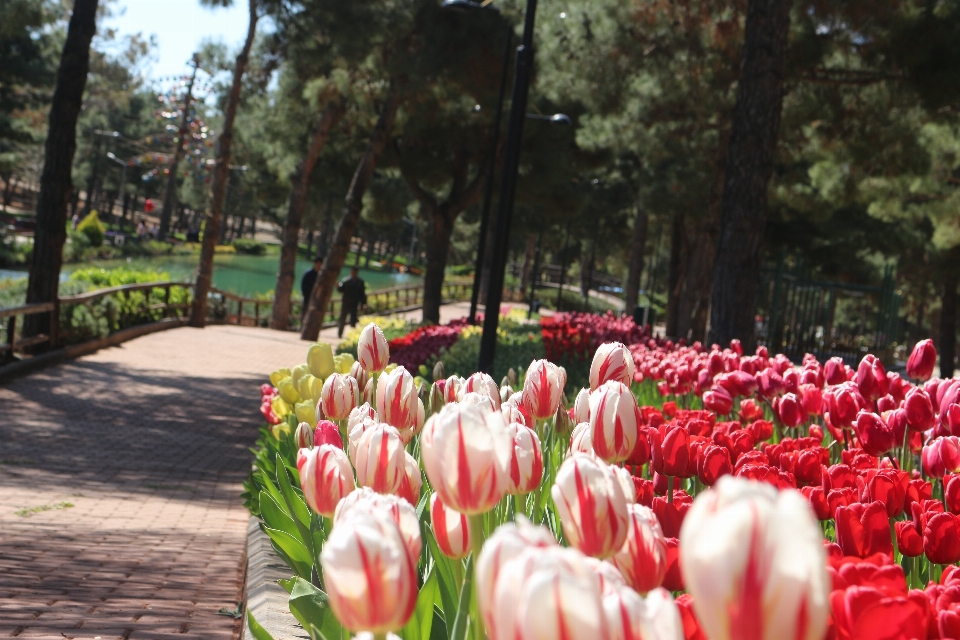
[190,0,258,327]
[23,0,99,342]
[708,0,791,348]
[270,97,346,330]
[623,199,648,316]
[422,211,454,324]
[940,249,960,377]
[665,211,685,338]
[301,82,402,340]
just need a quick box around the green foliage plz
[76,211,105,247]
[0,231,30,267]
[232,238,267,255]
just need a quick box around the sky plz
[103,0,252,84]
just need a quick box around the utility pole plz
[158,54,200,241]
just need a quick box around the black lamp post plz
[477,0,539,374]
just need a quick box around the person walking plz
[301,257,323,319]
[337,267,366,337]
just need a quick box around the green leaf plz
[424,529,458,637]
[288,577,345,640]
[247,609,277,640]
[278,576,297,594]
[259,491,298,539]
[411,571,439,640]
[259,467,288,517]
[264,526,313,579]
[275,454,314,559]
[449,556,473,640]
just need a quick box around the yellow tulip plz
[272,395,292,418]
[334,353,355,374]
[292,363,311,388]
[295,401,317,426]
[271,422,292,439]
[308,343,336,380]
[309,376,325,404]
[270,368,292,386]
[298,374,317,402]
[278,379,301,405]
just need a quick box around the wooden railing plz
[0,279,473,360]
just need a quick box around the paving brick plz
[0,326,310,640]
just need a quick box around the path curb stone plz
[244,516,304,640]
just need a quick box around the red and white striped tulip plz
[489,545,609,640]
[421,402,512,514]
[335,487,422,562]
[611,504,668,593]
[348,402,378,429]
[570,422,595,456]
[501,399,529,427]
[314,419,343,449]
[295,421,314,449]
[357,323,389,374]
[551,453,630,559]
[679,476,830,640]
[604,586,684,640]
[319,373,360,421]
[397,451,422,506]
[505,422,544,495]
[461,372,502,409]
[589,380,641,463]
[350,360,370,393]
[522,359,564,421]
[353,422,405,495]
[376,366,419,431]
[347,417,377,465]
[320,512,417,633]
[460,391,499,413]
[573,387,591,423]
[590,342,636,390]
[396,398,425,445]
[296,444,355,517]
[430,494,471,559]
[476,519,558,633]
[444,375,464,404]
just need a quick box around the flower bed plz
[248,316,957,640]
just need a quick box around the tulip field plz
[244,313,960,640]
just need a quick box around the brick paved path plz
[0,326,311,640]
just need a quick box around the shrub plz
[428,317,546,385]
[233,238,266,255]
[0,232,30,267]
[76,211,105,247]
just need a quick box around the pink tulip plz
[588,381,641,464]
[907,339,937,381]
[314,419,343,449]
[376,366,419,431]
[320,512,417,633]
[461,372,501,409]
[611,504,668,594]
[824,357,847,385]
[590,342,636,390]
[680,477,830,640]
[335,487,422,561]
[505,422,543,495]
[522,359,564,421]
[923,436,960,479]
[319,373,360,421]
[357,323,389,373]
[397,451,422,506]
[604,586,684,640]
[421,402,512,515]
[476,519,557,633]
[551,453,630,559]
[296,444,355,517]
[430,494,471,559]
[353,422,405,494]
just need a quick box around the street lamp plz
[105,151,130,227]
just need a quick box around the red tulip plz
[925,511,960,565]
[650,425,690,478]
[702,387,733,415]
[738,398,764,422]
[854,411,896,457]
[675,594,707,640]
[589,381,641,463]
[662,537,684,591]
[801,486,831,520]
[922,436,960,479]
[610,504,668,594]
[835,501,893,558]
[857,469,906,518]
[902,388,935,433]
[895,519,924,557]
[652,493,692,539]
[314,419,344,449]
[355,423,406,496]
[430,494,471,559]
[907,339,937,381]
[697,444,732,486]
[297,444,355,517]
[522,359,564,420]
[947,475,960,515]
[776,392,805,428]
[801,384,823,416]
[856,354,888,402]
[828,488,858,519]
[551,454,630,558]
[830,586,929,640]
[824,357,848,385]
[589,341,635,390]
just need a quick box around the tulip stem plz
[667,476,674,504]
[468,514,485,557]
[373,634,387,640]
[371,371,379,406]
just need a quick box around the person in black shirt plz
[301,258,322,318]
[337,267,367,337]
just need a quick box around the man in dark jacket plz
[337,267,367,337]
[301,257,322,318]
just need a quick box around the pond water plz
[0,253,421,297]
